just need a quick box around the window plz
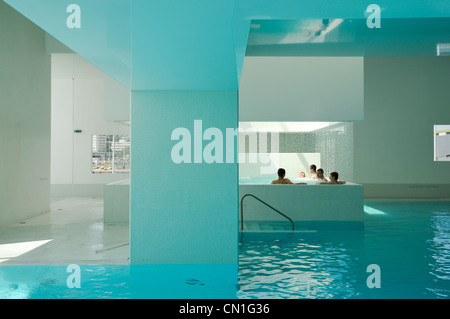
[92,135,130,173]
[434,125,450,161]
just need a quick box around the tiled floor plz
[0,197,129,265]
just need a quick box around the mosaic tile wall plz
[239,123,354,181]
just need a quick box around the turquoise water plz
[0,264,237,299]
[0,201,449,299]
[239,201,450,299]
[239,177,272,184]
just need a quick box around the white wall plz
[0,2,51,226]
[354,56,450,198]
[51,54,130,198]
[239,56,450,198]
[436,135,450,159]
[239,57,364,122]
[239,153,321,179]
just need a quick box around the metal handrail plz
[240,194,295,231]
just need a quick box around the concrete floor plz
[0,197,129,265]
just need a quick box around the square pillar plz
[130,90,238,265]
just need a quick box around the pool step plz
[242,220,364,231]
[242,221,312,232]
[239,223,318,242]
[243,221,284,231]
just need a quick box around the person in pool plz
[309,164,317,179]
[272,168,306,185]
[316,168,328,182]
[299,171,306,178]
[271,168,293,184]
[319,171,346,184]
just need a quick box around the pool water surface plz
[0,201,449,299]
[238,201,450,299]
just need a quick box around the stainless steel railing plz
[240,194,295,231]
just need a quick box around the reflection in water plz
[1,203,448,299]
[427,211,450,298]
[238,202,450,299]
[238,232,363,299]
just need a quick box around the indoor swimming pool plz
[0,201,449,299]
[238,200,450,298]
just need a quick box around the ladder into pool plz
[240,194,295,231]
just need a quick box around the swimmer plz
[271,168,293,184]
[319,172,346,184]
[316,168,328,182]
[272,168,306,185]
[299,171,306,178]
[309,164,317,179]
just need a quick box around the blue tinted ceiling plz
[3,0,450,90]
[247,18,450,56]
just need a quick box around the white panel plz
[50,78,74,184]
[436,135,450,158]
[104,75,130,122]
[73,54,104,79]
[0,2,51,226]
[239,153,321,179]
[50,54,74,79]
[51,54,130,189]
[239,57,364,122]
[239,184,364,222]
[355,57,450,186]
